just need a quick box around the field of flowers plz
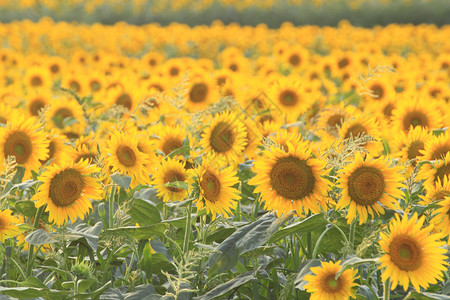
[0,6,450,300]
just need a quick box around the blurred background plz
[0,0,449,27]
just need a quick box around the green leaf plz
[294,259,322,290]
[205,227,236,244]
[110,173,132,190]
[25,229,58,245]
[129,198,162,225]
[124,284,160,300]
[15,201,37,218]
[0,286,67,299]
[163,180,189,191]
[405,291,450,300]
[134,188,159,202]
[207,213,281,276]
[194,270,256,300]
[102,224,169,240]
[18,277,47,288]
[335,257,379,278]
[67,222,103,252]
[268,214,327,244]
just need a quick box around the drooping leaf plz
[194,270,256,300]
[102,224,168,240]
[15,201,37,218]
[25,229,58,245]
[268,214,327,244]
[110,173,132,190]
[129,198,162,225]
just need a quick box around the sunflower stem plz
[108,185,116,228]
[26,205,44,277]
[182,201,193,256]
[349,218,357,248]
[383,279,391,300]
[327,221,350,245]
[312,225,332,259]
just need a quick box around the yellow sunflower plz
[418,152,450,191]
[338,113,384,156]
[200,111,247,164]
[248,140,329,217]
[419,176,450,205]
[0,116,49,177]
[46,97,84,130]
[23,66,52,90]
[152,157,188,202]
[26,92,51,117]
[431,196,450,237]
[184,73,219,112]
[316,103,359,140]
[391,96,443,134]
[33,159,103,226]
[40,130,74,167]
[267,77,312,123]
[105,130,152,187]
[0,209,20,242]
[190,156,240,220]
[304,260,358,300]
[336,152,404,224]
[421,130,450,161]
[149,123,188,157]
[379,213,448,292]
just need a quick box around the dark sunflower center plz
[389,234,423,271]
[407,140,425,162]
[200,170,221,203]
[322,274,342,293]
[116,145,136,167]
[279,90,298,107]
[90,81,101,92]
[435,163,450,183]
[0,117,7,124]
[344,124,367,140]
[433,191,450,202]
[163,170,186,192]
[289,54,300,66]
[4,131,33,164]
[269,156,315,200]
[69,80,81,92]
[383,103,395,118]
[189,83,208,103]
[29,99,46,116]
[430,146,450,161]
[210,122,235,153]
[116,94,132,110]
[326,114,345,130]
[402,111,428,131]
[50,64,60,74]
[347,166,385,206]
[162,137,183,155]
[338,57,349,69]
[149,59,156,66]
[371,84,384,99]
[429,88,441,98]
[53,108,73,129]
[49,168,85,208]
[169,67,179,77]
[217,76,226,86]
[150,83,164,92]
[229,63,238,72]
[30,76,43,87]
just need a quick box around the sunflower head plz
[0,209,20,242]
[153,157,189,202]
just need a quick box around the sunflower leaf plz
[405,291,450,300]
[129,198,162,225]
[163,180,189,191]
[268,214,327,244]
[335,256,379,279]
[25,229,58,245]
[110,173,132,190]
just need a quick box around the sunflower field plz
[0,1,450,299]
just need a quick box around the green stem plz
[26,206,44,277]
[306,232,312,257]
[109,185,116,228]
[349,219,357,247]
[383,279,391,300]
[327,221,350,245]
[182,201,193,256]
[73,276,79,299]
[312,225,332,259]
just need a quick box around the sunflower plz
[421,130,450,161]
[379,213,448,292]
[431,196,450,237]
[363,77,395,102]
[248,140,329,216]
[200,111,247,164]
[0,102,20,125]
[267,77,312,123]
[46,97,84,130]
[418,152,450,191]
[105,130,152,187]
[391,96,443,134]
[390,126,432,170]
[33,159,103,226]
[338,113,384,155]
[26,92,51,117]
[241,117,262,159]
[23,66,52,90]
[0,116,49,177]
[336,152,404,224]
[283,46,309,70]
[141,51,165,71]
[190,156,240,219]
[419,176,450,205]
[304,260,358,300]
[0,209,20,242]
[184,74,219,112]
[149,123,188,157]
[40,130,74,167]
[46,56,66,78]
[316,103,358,139]
[153,157,189,202]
